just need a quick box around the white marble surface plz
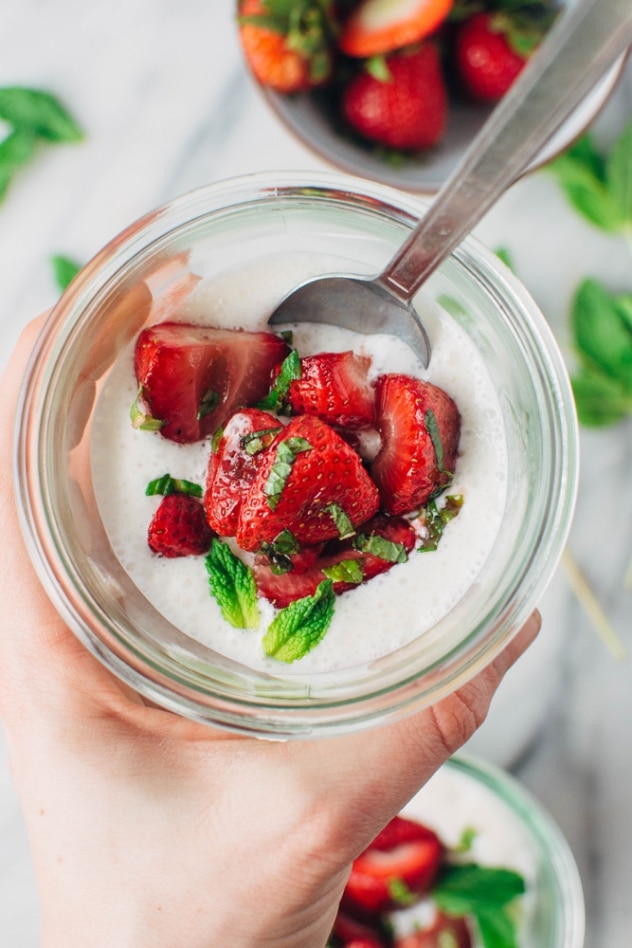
[1,1,631,944]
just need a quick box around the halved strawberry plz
[236,414,379,552]
[340,0,453,58]
[204,408,282,536]
[237,0,338,93]
[147,493,214,558]
[341,44,447,151]
[133,323,289,443]
[371,374,460,515]
[287,350,376,429]
[343,815,443,915]
[253,513,416,607]
[395,913,472,948]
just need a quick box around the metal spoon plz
[269,0,632,366]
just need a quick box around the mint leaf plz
[433,864,526,916]
[547,138,625,232]
[145,474,203,498]
[606,118,632,224]
[571,279,632,388]
[474,904,520,948]
[51,254,82,291]
[0,87,83,142]
[325,502,355,540]
[353,532,408,563]
[454,826,478,854]
[206,539,259,630]
[322,558,363,585]
[571,367,632,427]
[495,246,514,271]
[262,580,335,662]
[263,436,312,509]
[0,128,36,199]
[256,349,301,412]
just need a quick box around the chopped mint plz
[241,426,283,456]
[205,539,259,630]
[263,436,312,509]
[418,495,463,553]
[145,473,203,498]
[262,580,335,663]
[325,502,356,540]
[211,426,224,453]
[256,349,301,412]
[387,876,418,907]
[425,408,451,477]
[353,532,408,564]
[454,825,478,854]
[130,386,164,432]
[322,558,364,585]
[260,528,300,575]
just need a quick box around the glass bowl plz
[14,171,578,737]
[399,754,585,947]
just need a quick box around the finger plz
[302,611,541,852]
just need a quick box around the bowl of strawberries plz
[15,171,578,736]
[237,0,625,192]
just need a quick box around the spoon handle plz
[377,0,632,302]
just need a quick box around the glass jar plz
[14,171,578,737]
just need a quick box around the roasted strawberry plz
[332,909,390,947]
[340,0,453,58]
[343,815,442,915]
[204,408,282,536]
[147,493,214,558]
[254,513,416,607]
[395,913,472,948]
[287,350,375,429]
[133,323,289,443]
[341,44,447,151]
[237,0,338,93]
[455,9,551,102]
[371,374,460,516]
[236,414,379,552]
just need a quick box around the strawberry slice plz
[147,493,214,558]
[253,513,416,607]
[395,913,472,948]
[204,408,282,536]
[343,815,443,915]
[339,0,453,58]
[371,374,460,515]
[134,323,289,444]
[287,351,375,430]
[341,44,447,151]
[236,414,379,552]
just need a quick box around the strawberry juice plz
[90,252,507,674]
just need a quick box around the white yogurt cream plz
[91,252,507,674]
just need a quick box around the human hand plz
[0,319,540,948]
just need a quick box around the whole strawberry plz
[148,494,214,558]
[341,44,447,151]
[455,7,554,102]
[238,0,338,93]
